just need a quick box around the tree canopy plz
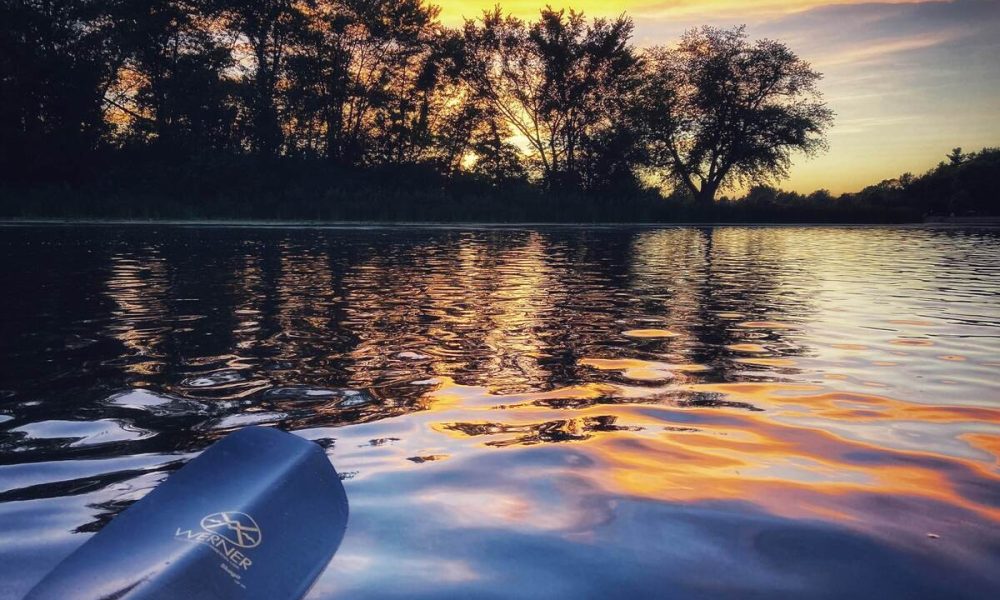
[8,2,997,224]
[0,1,837,196]
[639,26,833,204]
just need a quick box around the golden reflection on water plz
[4,226,1000,597]
[91,228,1000,530]
[350,229,997,550]
[231,251,265,351]
[421,376,1000,529]
[104,250,170,376]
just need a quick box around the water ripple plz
[0,225,998,598]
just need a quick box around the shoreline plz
[3,218,997,229]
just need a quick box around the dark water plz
[1,224,999,599]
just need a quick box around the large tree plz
[462,7,640,191]
[639,26,833,204]
[283,0,457,166]
[111,0,238,151]
[220,0,311,156]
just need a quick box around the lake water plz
[1,224,998,598]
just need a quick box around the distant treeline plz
[715,147,1000,223]
[0,1,995,222]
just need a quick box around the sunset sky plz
[438,0,1000,194]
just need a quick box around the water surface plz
[1,225,998,598]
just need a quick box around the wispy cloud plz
[811,30,966,67]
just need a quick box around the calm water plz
[1,225,999,598]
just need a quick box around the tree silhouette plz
[8,2,989,222]
[219,0,311,156]
[639,26,833,204]
[461,7,640,191]
[112,0,238,151]
[1,0,119,181]
[467,118,527,184]
[947,147,966,166]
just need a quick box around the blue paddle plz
[26,426,349,599]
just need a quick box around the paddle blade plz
[27,426,349,600]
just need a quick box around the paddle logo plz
[175,510,263,587]
[200,512,262,548]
